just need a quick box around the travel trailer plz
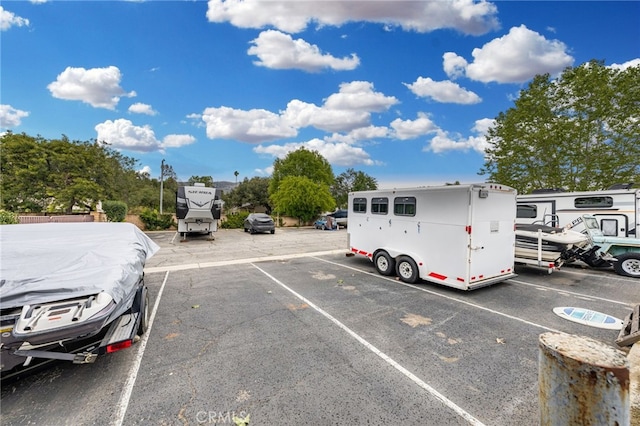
[516,185,639,238]
[175,183,221,238]
[347,184,517,290]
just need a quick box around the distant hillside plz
[215,181,238,194]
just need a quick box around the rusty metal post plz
[539,332,630,426]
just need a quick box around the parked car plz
[244,213,275,234]
[314,215,337,230]
[327,209,348,228]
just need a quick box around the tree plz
[0,132,162,213]
[480,61,640,194]
[188,175,214,187]
[223,176,271,213]
[268,147,334,195]
[270,176,334,223]
[331,168,378,208]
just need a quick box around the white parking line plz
[509,279,634,307]
[144,249,346,274]
[314,257,562,333]
[251,263,487,426]
[112,271,170,426]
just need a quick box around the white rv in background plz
[176,183,221,238]
[347,184,517,290]
[516,184,639,237]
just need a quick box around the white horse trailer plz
[516,185,639,237]
[176,183,221,238]
[348,184,517,290]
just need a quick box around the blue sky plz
[2,1,639,189]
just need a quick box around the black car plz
[244,213,275,234]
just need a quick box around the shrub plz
[0,210,19,225]
[220,211,249,229]
[139,208,174,231]
[102,200,128,222]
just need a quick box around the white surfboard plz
[553,307,623,330]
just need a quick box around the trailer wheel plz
[613,252,640,278]
[374,251,395,276]
[396,256,419,283]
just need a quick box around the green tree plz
[270,176,335,223]
[0,132,160,213]
[331,168,378,208]
[223,176,271,213]
[188,175,214,187]
[480,61,640,194]
[269,147,334,195]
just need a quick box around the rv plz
[176,183,221,238]
[516,185,639,237]
[347,184,517,290]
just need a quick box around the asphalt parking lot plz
[1,227,638,425]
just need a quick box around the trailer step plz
[616,304,640,347]
[101,312,139,347]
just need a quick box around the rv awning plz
[0,222,159,310]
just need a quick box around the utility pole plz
[160,159,165,214]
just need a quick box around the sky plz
[1,1,639,189]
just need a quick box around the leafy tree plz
[0,133,50,211]
[480,61,640,193]
[270,176,335,223]
[269,147,334,195]
[102,200,128,222]
[223,176,272,213]
[188,175,214,187]
[0,210,19,224]
[331,168,378,208]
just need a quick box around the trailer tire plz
[374,251,395,276]
[396,256,419,283]
[613,252,640,278]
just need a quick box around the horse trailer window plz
[574,196,613,208]
[394,197,416,216]
[352,197,367,213]
[517,204,537,219]
[600,219,618,236]
[371,197,388,214]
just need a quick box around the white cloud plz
[202,106,297,143]
[0,104,29,128]
[424,118,494,153]
[0,7,29,31]
[609,58,640,71]
[206,0,499,35]
[48,66,136,109]
[404,77,481,104]
[248,30,359,72]
[390,112,439,140]
[324,81,398,112]
[203,81,397,142]
[464,25,574,83]
[128,102,157,116]
[137,165,152,177]
[325,125,390,144]
[254,138,379,167]
[95,119,161,152]
[443,52,468,80]
[161,134,196,149]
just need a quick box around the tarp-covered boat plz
[0,222,159,376]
